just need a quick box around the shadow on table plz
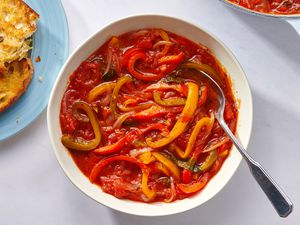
[225,7,300,66]
[107,90,299,225]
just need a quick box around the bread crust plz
[0,58,34,113]
[0,0,38,112]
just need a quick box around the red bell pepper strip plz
[128,52,165,81]
[93,130,140,155]
[121,47,141,68]
[93,137,126,155]
[140,123,169,136]
[90,155,146,182]
[177,173,209,194]
[131,105,170,120]
[89,155,156,199]
[182,169,192,184]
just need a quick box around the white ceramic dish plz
[47,15,253,216]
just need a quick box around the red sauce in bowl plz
[59,29,238,202]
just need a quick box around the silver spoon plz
[192,68,293,217]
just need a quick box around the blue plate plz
[0,0,69,141]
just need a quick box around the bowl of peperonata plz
[47,15,253,216]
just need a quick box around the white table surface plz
[1,0,300,224]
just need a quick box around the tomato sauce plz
[228,0,300,15]
[60,29,238,202]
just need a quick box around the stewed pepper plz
[181,62,223,87]
[128,51,165,81]
[89,155,156,200]
[153,91,186,106]
[61,101,101,151]
[152,152,181,181]
[87,81,116,102]
[177,173,209,194]
[146,82,199,148]
[110,74,133,118]
[175,114,215,159]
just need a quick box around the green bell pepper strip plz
[153,91,186,106]
[61,101,101,151]
[110,74,133,118]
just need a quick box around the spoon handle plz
[218,118,293,217]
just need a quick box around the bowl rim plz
[47,14,253,216]
[220,0,300,18]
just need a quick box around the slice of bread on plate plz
[0,58,33,112]
[0,0,39,112]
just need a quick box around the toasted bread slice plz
[0,0,39,71]
[0,58,33,112]
[0,0,38,112]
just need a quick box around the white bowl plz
[47,15,253,216]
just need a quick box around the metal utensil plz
[220,0,300,36]
[196,69,293,217]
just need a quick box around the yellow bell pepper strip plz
[110,74,133,118]
[158,29,170,56]
[153,91,186,106]
[197,150,218,172]
[158,52,184,66]
[146,82,199,148]
[89,155,156,200]
[198,85,208,107]
[117,101,154,112]
[219,149,229,158]
[152,152,180,181]
[87,81,116,102]
[158,57,183,76]
[177,114,215,159]
[138,151,156,164]
[108,36,119,47]
[154,162,171,176]
[169,143,187,160]
[61,101,101,151]
[72,104,90,122]
[153,41,173,52]
[141,168,156,200]
[123,98,137,106]
[128,52,165,81]
[181,62,223,87]
[177,173,209,194]
[132,140,147,148]
[145,82,188,96]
